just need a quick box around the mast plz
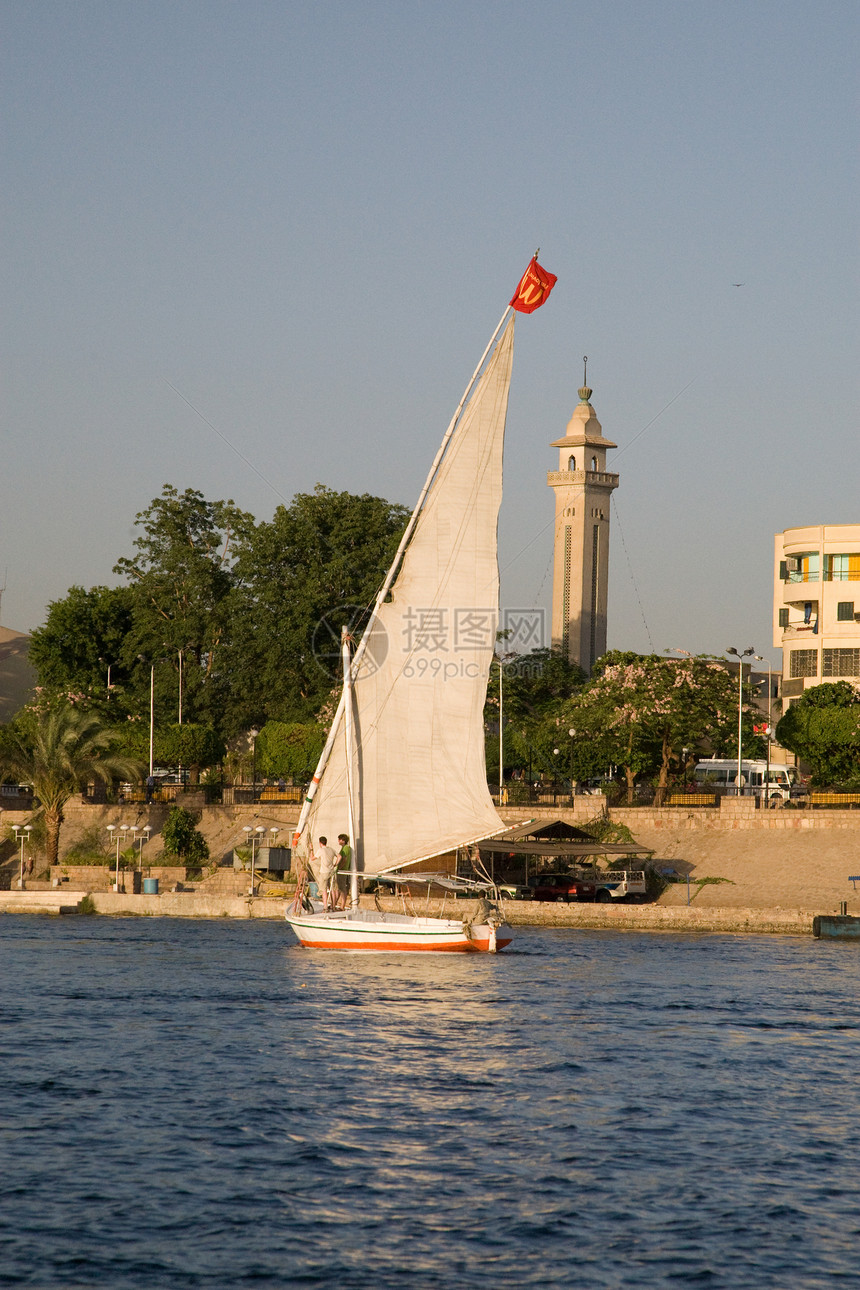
[341,626,359,909]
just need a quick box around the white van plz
[694,759,799,801]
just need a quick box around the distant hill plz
[0,627,36,722]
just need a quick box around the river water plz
[2,917,859,1288]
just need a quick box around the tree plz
[117,722,225,782]
[114,485,255,730]
[485,647,587,780]
[225,485,409,726]
[28,585,135,712]
[566,652,748,805]
[161,805,210,865]
[775,681,860,784]
[257,721,324,780]
[26,483,411,740]
[0,704,142,866]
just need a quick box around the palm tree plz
[1,705,143,867]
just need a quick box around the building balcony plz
[547,470,619,488]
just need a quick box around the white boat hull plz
[285,907,512,953]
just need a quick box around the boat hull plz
[285,908,512,952]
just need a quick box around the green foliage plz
[30,483,410,740]
[225,485,409,726]
[776,682,860,784]
[0,704,143,866]
[113,720,224,775]
[565,652,751,805]
[577,817,637,845]
[63,824,110,864]
[28,585,135,713]
[78,895,97,915]
[161,805,210,864]
[487,647,587,779]
[158,723,225,772]
[257,721,324,778]
[114,485,256,730]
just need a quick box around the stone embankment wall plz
[3,796,860,915]
[0,888,817,934]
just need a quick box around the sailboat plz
[285,256,557,952]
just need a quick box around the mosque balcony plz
[547,470,619,489]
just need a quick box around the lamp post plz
[99,657,112,703]
[139,656,169,778]
[755,655,776,804]
[138,824,151,873]
[149,662,156,778]
[14,825,32,889]
[119,824,129,885]
[248,728,260,802]
[498,654,504,802]
[495,649,517,803]
[242,824,266,896]
[107,824,120,890]
[726,647,755,796]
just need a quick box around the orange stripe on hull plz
[296,935,513,952]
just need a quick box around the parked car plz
[530,873,597,902]
[495,883,534,900]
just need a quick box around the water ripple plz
[2,919,860,1287]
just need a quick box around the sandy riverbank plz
[627,824,860,911]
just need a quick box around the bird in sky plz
[732,282,744,287]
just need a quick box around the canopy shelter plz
[469,818,653,886]
[478,838,651,858]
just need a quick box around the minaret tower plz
[547,361,619,671]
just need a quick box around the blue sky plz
[2,0,857,672]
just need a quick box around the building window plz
[789,649,817,678]
[568,455,575,471]
[786,552,819,583]
[837,601,855,622]
[590,456,597,472]
[823,649,860,677]
[778,608,789,629]
[825,554,860,582]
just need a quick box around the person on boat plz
[313,836,337,909]
[335,834,351,909]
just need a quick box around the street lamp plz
[139,656,169,778]
[242,824,266,896]
[496,648,517,803]
[149,663,156,777]
[14,825,32,889]
[106,822,132,890]
[107,824,119,890]
[138,824,152,873]
[98,657,112,703]
[755,655,777,804]
[726,647,755,795]
[248,728,260,801]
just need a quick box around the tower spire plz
[547,371,618,671]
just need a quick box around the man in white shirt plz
[313,836,338,908]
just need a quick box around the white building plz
[773,524,860,700]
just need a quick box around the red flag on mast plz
[510,256,557,314]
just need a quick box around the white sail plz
[305,316,515,873]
